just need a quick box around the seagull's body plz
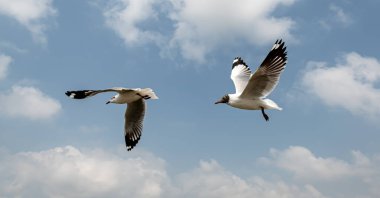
[215,39,287,121]
[65,87,158,151]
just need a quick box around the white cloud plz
[0,85,61,120]
[0,146,172,198]
[0,146,327,198]
[301,52,380,119]
[262,146,380,197]
[2,145,380,198]
[177,160,326,198]
[168,0,296,63]
[265,146,353,180]
[103,0,164,45]
[0,0,57,44]
[102,0,297,63]
[0,54,12,80]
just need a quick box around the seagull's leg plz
[261,107,269,122]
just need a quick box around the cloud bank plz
[1,145,380,198]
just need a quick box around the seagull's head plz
[215,94,229,104]
[106,94,118,104]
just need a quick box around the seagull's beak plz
[106,101,110,104]
[214,99,223,104]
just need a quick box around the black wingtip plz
[65,90,92,99]
[125,135,141,151]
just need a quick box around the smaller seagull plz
[215,39,287,121]
[65,87,158,151]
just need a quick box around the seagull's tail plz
[138,88,159,100]
[263,98,282,110]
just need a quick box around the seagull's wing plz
[124,98,146,151]
[240,39,287,99]
[230,57,251,94]
[65,88,133,99]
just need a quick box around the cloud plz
[0,146,327,198]
[102,0,297,63]
[0,85,61,120]
[2,145,380,197]
[301,52,380,119]
[168,0,297,63]
[329,4,352,26]
[0,146,172,198]
[103,0,164,45]
[0,54,12,80]
[319,4,352,30]
[177,160,326,198]
[0,0,57,44]
[265,146,354,180]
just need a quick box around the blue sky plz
[1,0,380,197]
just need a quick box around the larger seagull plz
[215,39,287,121]
[65,87,158,151]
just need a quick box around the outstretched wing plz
[65,87,132,99]
[240,39,287,99]
[230,57,251,94]
[124,99,146,151]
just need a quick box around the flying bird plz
[65,87,158,151]
[215,39,287,121]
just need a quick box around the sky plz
[1,0,380,197]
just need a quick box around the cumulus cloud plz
[301,52,380,119]
[262,146,380,197]
[0,54,12,80]
[0,146,172,198]
[0,85,61,120]
[102,0,297,63]
[177,160,326,198]
[0,146,328,198]
[2,145,380,197]
[0,0,57,43]
[169,0,296,62]
[103,0,164,45]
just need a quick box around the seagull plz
[65,87,158,151]
[215,39,287,121]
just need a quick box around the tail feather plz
[264,98,282,110]
[138,88,159,100]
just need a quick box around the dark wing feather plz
[240,39,287,99]
[65,88,132,99]
[124,99,146,151]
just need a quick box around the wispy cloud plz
[319,4,352,30]
[0,0,57,44]
[0,54,12,80]
[301,52,380,120]
[101,0,297,63]
[0,85,61,120]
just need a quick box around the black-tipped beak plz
[106,101,110,104]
